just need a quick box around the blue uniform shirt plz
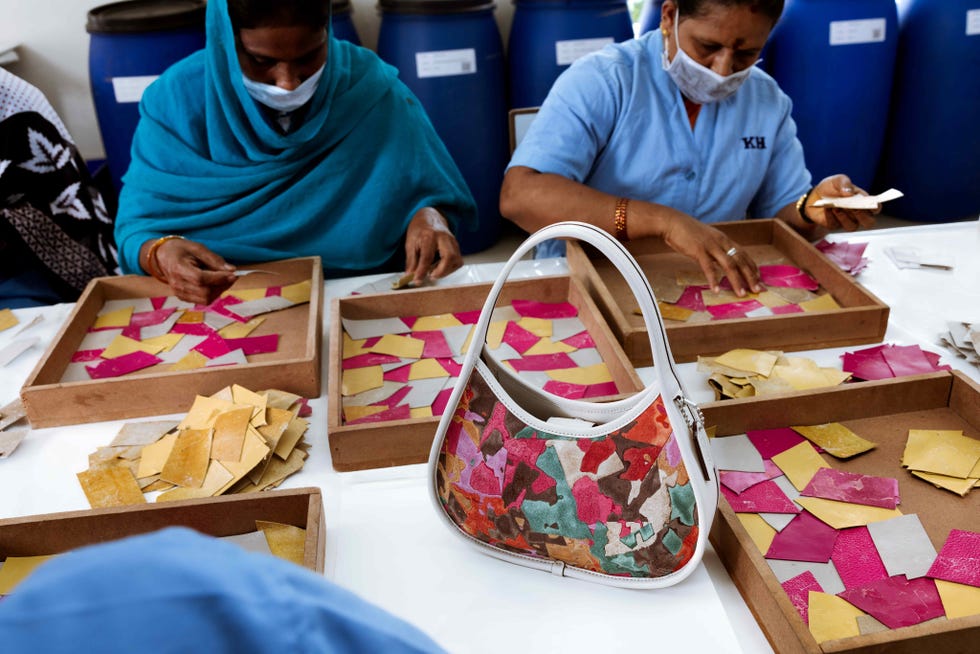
[509,30,811,258]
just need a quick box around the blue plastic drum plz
[876,0,980,221]
[87,0,206,193]
[377,0,508,254]
[636,0,663,36]
[508,0,634,109]
[331,0,362,45]
[765,0,898,189]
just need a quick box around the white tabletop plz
[1,220,977,653]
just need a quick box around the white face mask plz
[661,10,756,104]
[242,63,325,113]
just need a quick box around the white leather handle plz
[468,221,684,396]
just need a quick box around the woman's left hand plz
[805,174,879,231]
[404,207,463,283]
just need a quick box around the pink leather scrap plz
[223,334,278,355]
[673,285,707,312]
[412,330,454,359]
[926,529,980,587]
[508,352,577,372]
[721,480,800,514]
[342,353,402,370]
[746,427,806,459]
[838,575,945,629]
[802,468,900,509]
[759,265,819,291]
[706,300,764,320]
[720,459,783,494]
[85,351,162,379]
[561,331,595,349]
[782,571,823,624]
[511,299,578,319]
[832,527,889,590]
[501,321,540,354]
[766,511,839,563]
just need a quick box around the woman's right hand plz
[142,237,237,305]
[658,210,762,296]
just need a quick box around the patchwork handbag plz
[427,222,719,588]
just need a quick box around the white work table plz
[0,220,977,653]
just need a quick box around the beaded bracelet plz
[796,187,816,225]
[145,235,184,283]
[614,197,630,241]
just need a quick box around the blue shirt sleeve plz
[508,53,623,183]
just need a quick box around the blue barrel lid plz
[379,0,495,14]
[86,0,206,33]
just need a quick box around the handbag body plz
[427,222,718,588]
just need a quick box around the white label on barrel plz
[967,10,980,36]
[829,18,886,46]
[415,49,477,79]
[111,75,159,103]
[555,38,614,66]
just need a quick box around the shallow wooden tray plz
[20,257,323,427]
[327,274,644,471]
[566,219,889,365]
[702,371,980,654]
[0,487,325,573]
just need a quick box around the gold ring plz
[726,247,738,257]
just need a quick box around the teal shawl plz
[115,0,475,276]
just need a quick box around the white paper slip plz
[883,246,953,271]
[0,338,39,367]
[813,188,903,210]
[233,269,280,277]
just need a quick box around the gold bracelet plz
[145,235,184,283]
[613,197,630,242]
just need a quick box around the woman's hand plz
[805,174,878,231]
[404,207,463,284]
[142,237,237,305]
[659,209,762,296]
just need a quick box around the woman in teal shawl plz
[114,0,476,304]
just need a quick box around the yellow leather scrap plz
[771,441,827,491]
[799,293,841,312]
[658,302,694,322]
[160,428,213,488]
[910,470,978,496]
[169,351,208,371]
[546,363,613,385]
[93,307,133,329]
[0,308,19,332]
[0,555,56,595]
[77,465,146,508]
[101,334,166,359]
[411,313,463,331]
[516,317,552,338]
[342,365,383,396]
[935,580,980,620]
[211,407,252,462]
[714,349,778,377]
[808,592,864,643]
[903,429,980,478]
[409,358,451,380]
[137,432,178,478]
[737,513,776,554]
[218,316,265,338]
[368,333,424,359]
[791,423,876,458]
[280,279,312,304]
[795,497,903,529]
[256,520,307,566]
[524,337,577,355]
[156,459,234,502]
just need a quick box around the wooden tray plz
[20,257,323,427]
[702,371,980,654]
[566,219,889,365]
[327,274,644,471]
[0,487,325,573]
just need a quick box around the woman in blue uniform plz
[115,0,475,305]
[500,0,878,296]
